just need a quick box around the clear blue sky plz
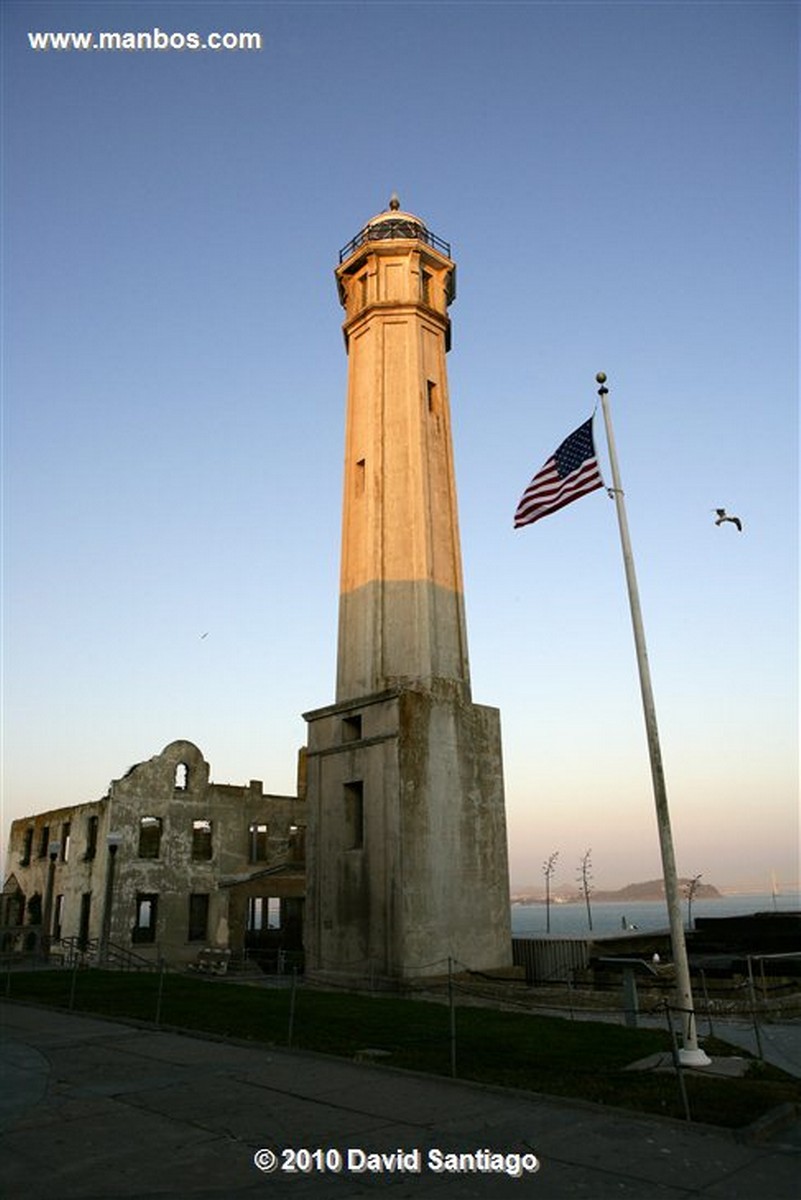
[3,1,797,891]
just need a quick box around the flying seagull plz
[714,508,742,532]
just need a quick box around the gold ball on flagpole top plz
[596,372,607,384]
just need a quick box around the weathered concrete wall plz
[305,691,401,977]
[305,683,512,984]
[3,798,110,950]
[397,684,511,975]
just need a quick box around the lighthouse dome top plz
[365,193,427,233]
[338,196,451,264]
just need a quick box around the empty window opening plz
[247,896,264,931]
[3,888,25,928]
[78,893,91,949]
[61,822,71,863]
[188,893,209,942]
[248,823,268,863]
[138,816,163,859]
[53,894,64,940]
[192,819,213,860]
[342,714,362,743]
[20,828,33,866]
[133,893,158,943]
[246,897,282,931]
[174,763,188,791]
[427,380,440,415]
[84,815,98,861]
[358,271,368,307]
[344,781,364,850]
[27,893,42,925]
[38,827,50,859]
[421,269,432,304]
[355,458,365,498]
[288,823,305,863]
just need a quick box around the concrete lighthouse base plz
[303,680,513,988]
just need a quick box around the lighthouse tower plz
[303,198,511,984]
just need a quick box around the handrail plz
[57,936,159,972]
[339,220,451,263]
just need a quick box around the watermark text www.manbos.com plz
[28,28,263,53]
[253,1146,541,1179]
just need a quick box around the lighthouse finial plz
[388,193,400,211]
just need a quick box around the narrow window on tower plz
[358,271,368,308]
[344,781,364,850]
[342,714,362,743]
[421,269,431,305]
[427,380,439,416]
[355,458,365,498]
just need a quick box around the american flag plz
[514,417,604,528]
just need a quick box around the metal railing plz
[339,220,451,263]
[57,936,160,972]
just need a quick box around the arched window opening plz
[174,763,188,791]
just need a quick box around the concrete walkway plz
[705,1018,801,1079]
[524,1003,801,1081]
[1,1001,799,1199]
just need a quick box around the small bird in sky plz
[200,632,209,639]
[714,508,742,532]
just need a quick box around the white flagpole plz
[596,372,710,1067]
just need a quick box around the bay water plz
[510,890,800,939]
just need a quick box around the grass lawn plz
[3,967,799,1130]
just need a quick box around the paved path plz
[525,1004,801,1080]
[705,1018,801,1078]
[1,1002,799,1199]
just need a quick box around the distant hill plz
[511,878,722,904]
[592,879,722,902]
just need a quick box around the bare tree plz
[684,873,703,931]
[542,850,559,933]
[577,848,594,931]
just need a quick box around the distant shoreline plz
[511,884,801,903]
[511,878,724,905]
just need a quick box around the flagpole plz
[596,372,710,1067]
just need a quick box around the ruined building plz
[2,740,305,969]
[303,198,512,985]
